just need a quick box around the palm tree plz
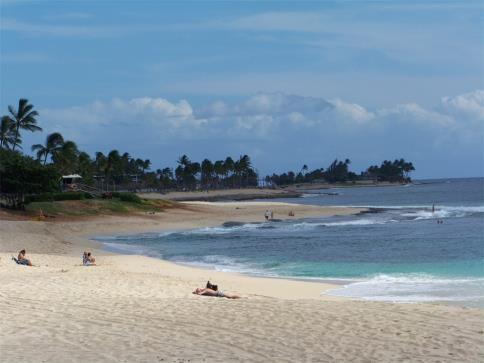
[95,152,107,175]
[201,159,214,188]
[5,99,42,151]
[52,140,79,174]
[77,151,93,179]
[213,160,224,187]
[236,155,252,187]
[224,157,234,187]
[0,116,17,149]
[177,154,191,167]
[107,150,121,181]
[142,159,151,173]
[31,132,64,165]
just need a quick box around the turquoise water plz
[98,178,484,306]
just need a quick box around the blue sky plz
[1,0,483,178]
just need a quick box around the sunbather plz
[193,287,240,299]
[16,249,32,266]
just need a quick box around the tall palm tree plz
[52,140,79,174]
[224,157,234,187]
[142,159,151,173]
[201,159,214,188]
[213,160,224,187]
[77,151,93,179]
[31,132,64,165]
[107,150,121,181]
[5,99,42,151]
[95,152,107,175]
[177,154,190,167]
[0,116,17,149]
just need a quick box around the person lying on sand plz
[83,251,96,266]
[193,287,241,299]
[16,249,32,266]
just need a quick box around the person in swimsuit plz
[83,251,96,266]
[17,249,32,266]
[193,287,240,299]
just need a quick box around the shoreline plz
[137,181,410,202]
[1,201,483,362]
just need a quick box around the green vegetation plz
[24,192,92,204]
[117,192,142,204]
[265,158,415,186]
[24,198,176,217]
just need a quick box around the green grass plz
[24,198,177,217]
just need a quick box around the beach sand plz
[1,202,483,362]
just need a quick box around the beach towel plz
[12,257,29,265]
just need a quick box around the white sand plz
[1,202,483,362]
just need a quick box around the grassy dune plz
[24,198,178,217]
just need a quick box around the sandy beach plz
[1,201,483,362]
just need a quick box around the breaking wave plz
[326,274,484,304]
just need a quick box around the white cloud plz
[440,90,484,121]
[38,91,483,147]
[40,97,203,142]
[330,98,374,123]
[378,103,454,126]
[31,90,483,178]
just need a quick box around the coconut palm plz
[201,158,214,188]
[106,150,121,181]
[213,160,225,187]
[142,159,151,173]
[5,99,42,151]
[224,157,234,187]
[94,152,107,175]
[31,132,65,165]
[0,116,17,149]
[52,140,79,174]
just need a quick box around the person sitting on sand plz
[17,249,32,266]
[83,251,96,266]
[193,287,240,299]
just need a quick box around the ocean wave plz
[342,204,484,213]
[181,223,262,235]
[326,274,484,303]
[171,254,262,274]
[321,219,388,227]
[102,241,163,258]
[95,231,174,242]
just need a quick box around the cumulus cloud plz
[377,103,454,126]
[34,90,483,177]
[40,91,483,143]
[440,90,484,121]
[329,98,374,123]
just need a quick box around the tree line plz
[0,99,259,199]
[265,158,415,186]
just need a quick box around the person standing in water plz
[264,210,270,221]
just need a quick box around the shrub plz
[117,192,142,203]
[25,192,90,203]
[0,149,60,195]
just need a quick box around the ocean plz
[97,178,484,307]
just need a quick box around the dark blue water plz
[97,178,484,306]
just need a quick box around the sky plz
[1,0,483,179]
